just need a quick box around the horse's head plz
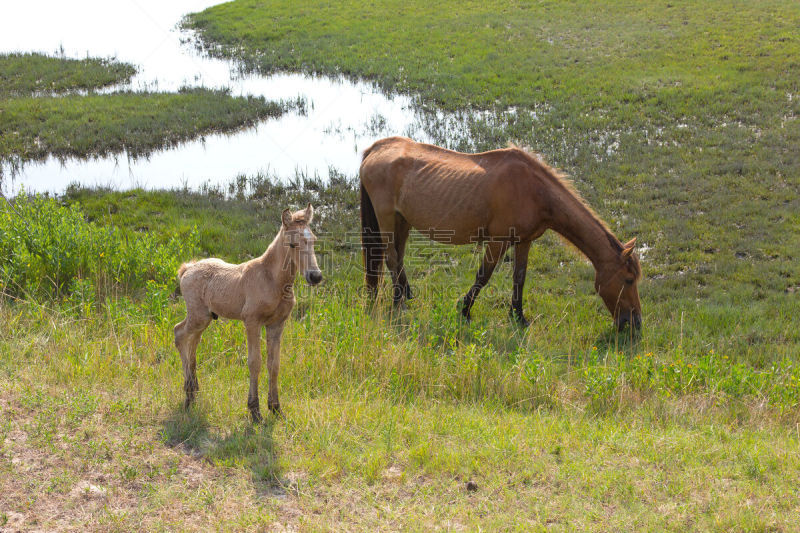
[282,204,323,286]
[595,238,642,331]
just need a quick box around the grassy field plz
[0,53,293,167]
[2,179,799,530]
[3,298,799,530]
[2,0,800,530]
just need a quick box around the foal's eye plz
[624,278,634,285]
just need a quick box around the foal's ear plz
[281,208,293,227]
[621,237,637,259]
[304,203,314,224]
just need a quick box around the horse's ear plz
[281,208,293,227]
[621,237,637,259]
[305,203,314,224]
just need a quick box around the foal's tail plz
[177,262,192,281]
[174,262,193,297]
[360,184,383,294]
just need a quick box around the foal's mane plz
[511,144,625,256]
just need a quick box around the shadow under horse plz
[359,136,642,331]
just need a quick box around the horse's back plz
[360,137,531,241]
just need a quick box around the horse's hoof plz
[250,409,264,424]
[456,301,472,323]
[405,285,415,300]
[268,403,283,417]
[509,309,530,328]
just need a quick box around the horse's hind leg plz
[394,213,413,301]
[510,240,532,327]
[460,240,509,321]
[374,210,404,305]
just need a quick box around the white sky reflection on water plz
[0,0,428,193]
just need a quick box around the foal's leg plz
[174,312,211,409]
[265,322,285,415]
[174,319,194,407]
[394,213,413,301]
[510,240,532,327]
[460,240,509,321]
[244,320,264,423]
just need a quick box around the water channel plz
[0,0,463,193]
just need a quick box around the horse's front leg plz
[461,240,508,321]
[244,321,264,423]
[265,322,286,415]
[510,240,532,327]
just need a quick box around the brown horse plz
[359,137,642,330]
[174,205,322,422]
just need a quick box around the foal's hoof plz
[405,285,415,300]
[250,409,264,424]
[183,394,196,410]
[268,403,283,418]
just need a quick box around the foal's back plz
[179,258,250,320]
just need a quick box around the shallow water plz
[0,0,439,193]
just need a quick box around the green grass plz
[186,0,800,112]
[0,53,294,166]
[0,88,289,163]
[2,295,800,530]
[0,53,135,97]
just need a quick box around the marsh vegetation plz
[0,53,293,178]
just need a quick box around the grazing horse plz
[174,205,322,422]
[359,137,642,330]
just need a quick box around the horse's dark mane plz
[511,145,625,255]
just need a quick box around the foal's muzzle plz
[305,270,323,286]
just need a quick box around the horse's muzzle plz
[616,311,642,331]
[305,270,323,286]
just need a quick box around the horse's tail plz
[360,183,383,294]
